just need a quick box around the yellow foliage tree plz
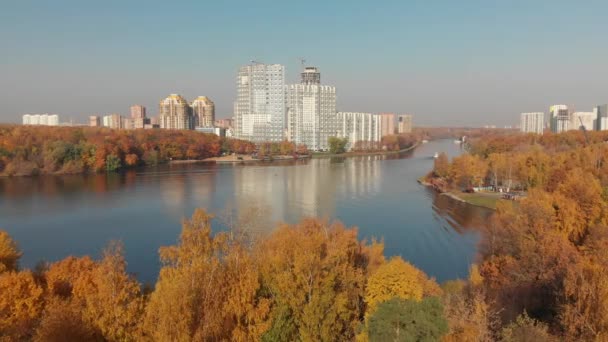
[0,230,22,273]
[72,241,144,341]
[364,257,438,315]
[0,271,44,340]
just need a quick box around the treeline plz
[429,130,608,340]
[430,130,608,190]
[0,212,463,341]
[0,125,255,176]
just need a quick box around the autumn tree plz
[433,152,450,178]
[367,297,448,342]
[72,241,144,341]
[259,218,367,342]
[500,312,556,342]
[0,230,21,273]
[0,271,45,340]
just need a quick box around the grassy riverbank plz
[312,142,420,159]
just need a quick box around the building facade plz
[215,118,233,129]
[549,105,569,133]
[89,115,101,127]
[159,94,193,130]
[337,112,381,150]
[190,96,215,128]
[397,114,412,134]
[103,114,122,129]
[23,114,59,126]
[571,112,595,131]
[520,112,544,134]
[287,67,338,151]
[378,113,396,137]
[234,63,285,142]
[594,104,608,131]
[130,105,149,129]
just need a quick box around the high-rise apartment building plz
[234,63,285,142]
[159,94,193,130]
[379,113,396,137]
[594,104,608,131]
[571,112,595,131]
[520,112,544,134]
[23,114,59,126]
[103,114,122,129]
[397,114,412,134]
[89,115,101,127]
[287,67,338,151]
[549,105,569,133]
[130,105,149,129]
[191,96,215,128]
[337,112,381,150]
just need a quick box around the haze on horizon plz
[1,0,607,127]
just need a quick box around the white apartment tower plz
[159,94,193,130]
[337,112,381,150]
[571,112,595,131]
[549,105,569,133]
[287,67,338,151]
[234,63,286,142]
[520,112,544,134]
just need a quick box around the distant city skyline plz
[2,1,608,126]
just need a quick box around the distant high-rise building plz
[234,63,285,142]
[520,112,544,134]
[549,105,569,133]
[89,115,101,127]
[594,104,608,131]
[571,112,595,131]
[22,114,59,126]
[337,112,381,150]
[159,94,193,130]
[103,114,122,129]
[397,114,412,134]
[287,67,338,151]
[191,96,215,128]
[379,113,396,137]
[129,105,148,129]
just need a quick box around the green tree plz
[367,297,448,342]
[105,154,121,172]
[328,137,348,154]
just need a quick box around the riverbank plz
[418,178,502,210]
[169,154,311,164]
[311,142,420,159]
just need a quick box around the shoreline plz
[418,178,499,210]
[311,142,420,159]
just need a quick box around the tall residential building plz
[520,112,544,134]
[287,67,338,151]
[159,94,193,130]
[594,104,608,130]
[89,115,101,127]
[103,114,122,129]
[234,63,285,142]
[378,113,396,137]
[397,114,412,134]
[191,96,215,128]
[130,105,149,129]
[571,112,595,131]
[337,112,381,150]
[549,105,569,133]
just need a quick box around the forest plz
[0,125,261,176]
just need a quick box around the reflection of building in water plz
[159,168,217,217]
[232,160,340,231]
[338,156,381,199]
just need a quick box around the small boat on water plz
[433,152,439,159]
[422,139,429,143]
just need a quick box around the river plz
[0,139,491,284]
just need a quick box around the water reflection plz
[0,140,488,284]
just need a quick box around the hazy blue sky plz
[1,0,607,126]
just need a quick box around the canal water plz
[0,139,491,284]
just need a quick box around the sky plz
[1,0,608,126]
